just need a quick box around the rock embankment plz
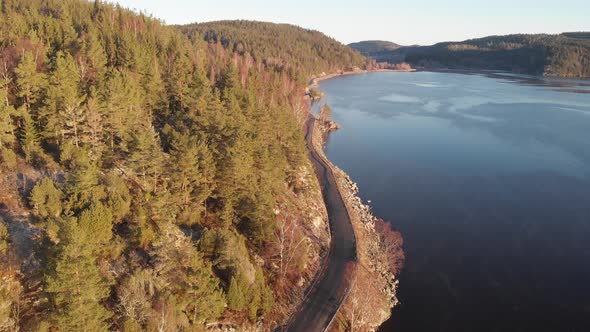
[315,104,340,142]
[336,171,400,302]
[311,119,402,331]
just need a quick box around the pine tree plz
[43,52,86,147]
[80,89,105,160]
[136,46,166,116]
[0,111,14,149]
[152,224,225,326]
[0,85,15,149]
[12,52,45,163]
[104,173,131,223]
[14,52,46,113]
[101,70,142,153]
[45,203,114,331]
[227,275,246,311]
[127,119,165,193]
[252,266,274,319]
[169,133,215,225]
[45,222,113,331]
[78,202,113,246]
[19,109,41,163]
[79,29,108,85]
[241,266,275,322]
[174,247,226,326]
[30,177,63,218]
[61,145,103,209]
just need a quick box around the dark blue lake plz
[313,72,590,332]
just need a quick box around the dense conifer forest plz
[0,0,369,330]
[179,20,367,83]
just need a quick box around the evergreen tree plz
[79,28,108,86]
[78,202,113,246]
[104,173,131,223]
[45,220,113,331]
[61,145,103,209]
[19,108,41,163]
[127,118,165,193]
[101,70,142,154]
[43,52,86,147]
[0,112,14,150]
[80,89,105,160]
[0,85,16,169]
[45,203,114,331]
[0,85,15,149]
[169,133,215,225]
[14,52,46,112]
[227,274,246,311]
[249,266,274,321]
[30,177,63,218]
[152,224,226,327]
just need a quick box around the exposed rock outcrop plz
[315,105,340,143]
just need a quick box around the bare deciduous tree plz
[272,218,309,280]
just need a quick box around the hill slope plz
[356,33,590,78]
[348,40,401,55]
[0,1,335,330]
[178,20,367,82]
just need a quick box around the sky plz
[110,0,590,46]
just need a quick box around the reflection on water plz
[485,72,590,93]
[313,72,590,332]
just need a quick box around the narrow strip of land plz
[284,117,357,332]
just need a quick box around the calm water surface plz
[313,72,590,332]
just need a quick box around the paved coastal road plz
[284,117,357,332]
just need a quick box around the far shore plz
[308,68,590,96]
[308,68,416,90]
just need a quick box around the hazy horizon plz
[111,0,590,46]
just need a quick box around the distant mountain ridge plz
[347,41,404,67]
[348,40,402,55]
[350,33,590,78]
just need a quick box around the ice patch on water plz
[414,83,446,88]
[380,93,422,103]
[447,96,492,112]
[556,107,590,116]
[423,101,442,112]
[448,95,590,113]
[462,114,498,122]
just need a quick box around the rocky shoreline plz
[311,114,402,331]
[307,68,416,92]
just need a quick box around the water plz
[312,72,590,332]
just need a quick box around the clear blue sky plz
[110,0,590,45]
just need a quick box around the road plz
[284,117,357,332]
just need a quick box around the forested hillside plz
[347,40,402,59]
[0,0,360,330]
[353,33,590,78]
[178,20,367,83]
